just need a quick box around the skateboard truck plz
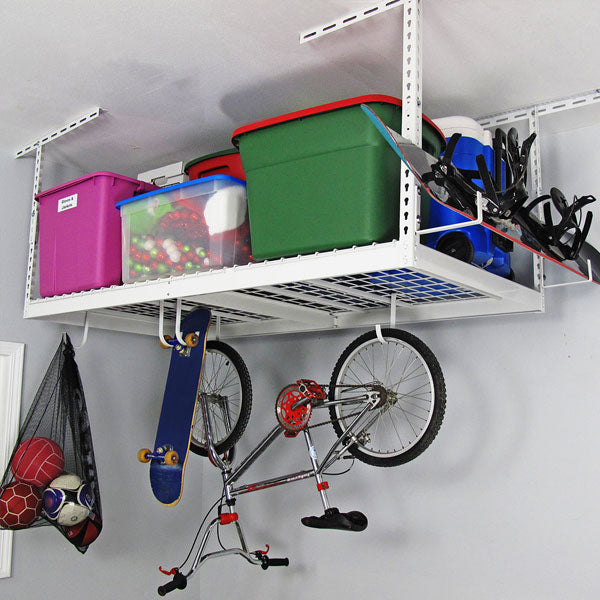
[138,445,179,466]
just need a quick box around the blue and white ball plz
[43,473,94,526]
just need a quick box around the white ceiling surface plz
[2,0,600,179]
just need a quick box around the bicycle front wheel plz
[328,329,446,467]
[190,341,252,457]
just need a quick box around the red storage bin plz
[185,149,245,181]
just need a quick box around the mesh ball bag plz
[0,334,102,553]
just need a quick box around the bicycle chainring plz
[275,384,312,432]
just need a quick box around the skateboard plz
[361,103,600,285]
[138,308,211,506]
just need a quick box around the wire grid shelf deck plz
[97,265,493,327]
[104,299,275,326]
[237,267,488,315]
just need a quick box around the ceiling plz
[3,0,600,180]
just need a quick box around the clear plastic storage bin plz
[116,175,251,283]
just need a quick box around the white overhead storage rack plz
[23,239,543,338]
[24,0,599,341]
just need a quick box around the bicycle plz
[157,327,446,596]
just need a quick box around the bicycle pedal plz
[301,507,367,532]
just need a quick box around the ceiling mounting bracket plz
[299,0,405,43]
[477,89,600,128]
[15,107,103,159]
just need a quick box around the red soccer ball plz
[64,512,102,546]
[11,437,65,487]
[0,481,42,529]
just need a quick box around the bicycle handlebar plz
[259,555,290,570]
[157,571,187,596]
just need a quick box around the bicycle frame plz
[167,383,383,589]
[201,385,382,506]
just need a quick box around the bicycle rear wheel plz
[328,329,445,467]
[190,341,252,457]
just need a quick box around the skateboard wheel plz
[138,448,151,463]
[159,335,173,349]
[184,333,199,347]
[164,450,179,465]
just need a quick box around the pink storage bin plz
[36,172,157,297]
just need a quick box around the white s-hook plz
[72,312,89,349]
[158,299,186,347]
[375,293,397,344]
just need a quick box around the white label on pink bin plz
[58,193,78,212]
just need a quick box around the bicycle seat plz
[301,507,368,532]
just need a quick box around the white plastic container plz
[433,115,492,147]
[116,175,251,283]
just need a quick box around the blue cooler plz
[425,117,511,278]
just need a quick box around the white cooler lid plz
[433,115,488,145]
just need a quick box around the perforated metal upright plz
[16,108,102,315]
[399,0,423,265]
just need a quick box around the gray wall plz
[1,121,599,599]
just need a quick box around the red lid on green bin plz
[184,148,240,173]
[231,94,445,145]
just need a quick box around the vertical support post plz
[23,145,43,314]
[528,109,546,303]
[400,0,423,263]
[18,108,102,316]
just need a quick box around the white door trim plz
[0,342,25,579]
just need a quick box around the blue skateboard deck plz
[361,103,600,284]
[149,308,211,506]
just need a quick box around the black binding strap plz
[494,129,504,192]
[476,153,500,211]
[441,133,462,167]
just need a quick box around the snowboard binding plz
[424,128,596,264]
[512,187,595,261]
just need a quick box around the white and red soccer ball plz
[43,473,94,526]
[11,437,65,487]
[0,481,42,529]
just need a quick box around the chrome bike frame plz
[175,384,383,586]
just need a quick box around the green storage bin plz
[232,94,446,261]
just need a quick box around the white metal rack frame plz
[19,1,596,340]
[23,238,542,338]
